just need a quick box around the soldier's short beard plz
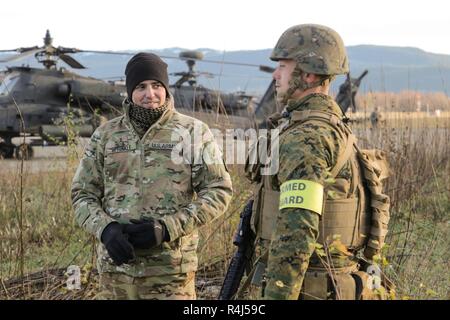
[278,67,310,105]
[278,65,332,105]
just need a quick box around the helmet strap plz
[279,65,333,105]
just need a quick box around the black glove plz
[123,218,169,249]
[101,222,135,265]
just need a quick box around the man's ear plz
[302,72,315,84]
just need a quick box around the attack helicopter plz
[0,30,273,159]
[0,30,126,159]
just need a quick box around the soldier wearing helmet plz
[271,24,348,104]
[244,24,379,300]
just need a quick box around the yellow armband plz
[279,179,324,214]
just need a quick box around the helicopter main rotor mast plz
[0,30,87,70]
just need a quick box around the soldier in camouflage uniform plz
[246,24,382,300]
[370,107,384,127]
[71,52,232,300]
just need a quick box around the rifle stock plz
[218,199,254,300]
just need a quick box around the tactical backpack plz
[290,110,390,255]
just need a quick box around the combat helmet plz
[271,24,349,76]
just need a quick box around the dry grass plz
[0,110,448,300]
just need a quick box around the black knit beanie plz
[125,52,170,99]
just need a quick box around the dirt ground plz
[0,137,89,174]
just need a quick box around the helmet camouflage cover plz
[271,24,349,76]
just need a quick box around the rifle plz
[335,69,369,113]
[218,199,254,300]
[353,69,369,88]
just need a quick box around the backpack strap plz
[330,134,356,179]
[289,109,365,249]
[290,109,357,179]
[290,110,341,129]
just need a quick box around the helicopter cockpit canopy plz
[0,73,19,96]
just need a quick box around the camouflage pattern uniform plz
[72,97,232,299]
[246,24,371,300]
[370,108,384,127]
[96,271,196,300]
[262,94,360,300]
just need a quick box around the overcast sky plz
[2,0,449,55]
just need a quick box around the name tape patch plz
[109,143,136,153]
[279,179,324,214]
[149,142,176,150]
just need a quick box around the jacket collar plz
[285,93,343,118]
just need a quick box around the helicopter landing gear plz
[14,143,34,160]
[0,142,15,159]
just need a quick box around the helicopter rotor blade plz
[0,48,44,62]
[0,49,20,52]
[56,46,81,54]
[0,46,40,53]
[197,57,273,70]
[59,54,86,69]
[203,72,272,79]
[75,49,275,73]
[75,49,135,56]
[77,50,191,63]
[197,71,216,78]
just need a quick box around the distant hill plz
[346,45,450,93]
[1,45,449,96]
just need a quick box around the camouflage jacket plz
[71,98,232,277]
[263,93,357,299]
